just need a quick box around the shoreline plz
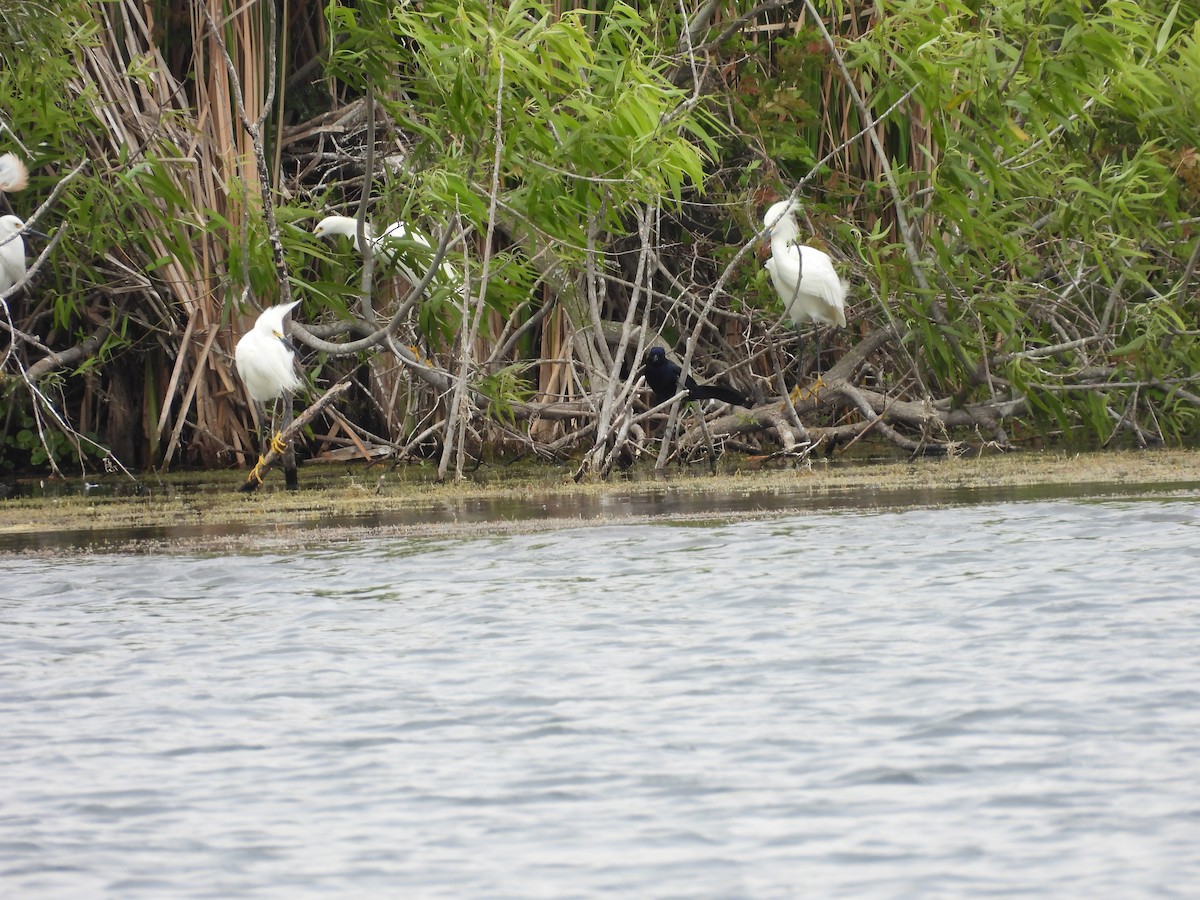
[1,448,1199,555]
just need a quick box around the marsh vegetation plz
[1,1,1198,484]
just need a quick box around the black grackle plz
[640,346,751,408]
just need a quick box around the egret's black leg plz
[247,399,271,485]
[807,327,829,399]
[794,327,807,377]
[281,398,298,490]
[268,398,282,451]
[789,326,829,403]
[255,400,268,456]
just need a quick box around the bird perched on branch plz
[312,214,459,287]
[763,199,847,385]
[641,346,751,408]
[235,301,304,481]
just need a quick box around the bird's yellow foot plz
[269,432,288,454]
[788,376,827,405]
[248,455,269,484]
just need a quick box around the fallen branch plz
[696,319,1027,455]
[24,319,112,382]
[239,380,352,493]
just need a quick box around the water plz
[2,497,1198,896]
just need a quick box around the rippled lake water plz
[2,495,1199,897]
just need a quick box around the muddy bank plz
[1,449,1198,555]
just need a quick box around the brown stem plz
[239,380,352,492]
[25,321,111,382]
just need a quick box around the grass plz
[1,448,1198,554]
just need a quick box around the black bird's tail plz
[689,382,752,408]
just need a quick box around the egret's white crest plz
[312,214,459,286]
[763,200,847,331]
[0,215,30,294]
[0,153,28,193]
[235,300,304,403]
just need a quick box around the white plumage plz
[234,300,304,402]
[0,154,31,295]
[0,153,27,192]
[312,214,458,286]
[0,215,29,294]
[763,200,847,329]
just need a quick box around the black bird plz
[640,346,752,408]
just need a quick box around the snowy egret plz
[235,300,304,402]
[0,215,29,294]
[641,346,751,408]
[235,300,304,477]
[312,214,458,286]
[0,154,32,294]
[763,200,847,384]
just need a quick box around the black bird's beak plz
[24,226,49,240]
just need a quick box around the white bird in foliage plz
[0,215,31,295]
[763,199,847,379]
[235,301,304,463]
[0,153,31,294]
[236,300,304,402]
[0,153,28,193]
[312,214,458,286]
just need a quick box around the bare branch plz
[239,380,352,492]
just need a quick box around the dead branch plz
[239,379,352,492]
[24,320,111,382]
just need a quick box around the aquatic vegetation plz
[1,1,1198,481]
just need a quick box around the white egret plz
[0,153,31,294]
[235,300,304,476]
[312,214,458,286]
[0,215,29,294]
[763,199,847,386]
